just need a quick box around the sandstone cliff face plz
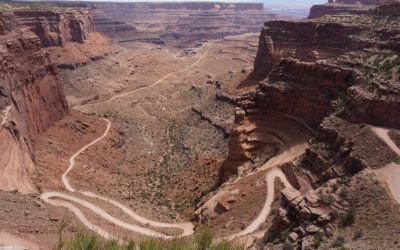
[308,0,396,19]
[346,86,400,127]
[308,4,372,19]
[231,7,400,249]
[253,59,356,126]
[225,7,400,182]
[253,20,361,79]
[14,9,95,47]
[0,9,95,193]
[373,2,400,16]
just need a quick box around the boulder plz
[288,232,299,242]
[281,187,302,203]
[317,214,331,224]
[305,224,322,234]
[305,190,319,204]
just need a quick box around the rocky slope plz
[219,3,400,249]
[0,7,96,193]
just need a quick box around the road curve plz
[62,118,111,192]
[41,116,299,242]
[40,43,214,239]
[40,40,300,242]
[41,117,194,240]
[225,168,292,241]
[372,126,400,204]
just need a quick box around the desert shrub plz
[353,229,363,240]
[331,236,345,248]
[331,183,338,192]
[340,207,356,227]
[282,241,293,250]
[312,232,324,249]
[339,187,349,199]
[319,194,335,205]
[329,210,338,220]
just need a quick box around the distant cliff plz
[308,0,396,19]
[42,1,274,48]
[55,2,264,11]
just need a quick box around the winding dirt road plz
[40,41,304,242]
[40,43,214,240]
[76,43,212,111]
[41,116,301,241]
[201,124,308,241]
[372,126,400,203]
[41,118,194,239]
[225,168,292,241]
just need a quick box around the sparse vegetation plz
[340,207,356,227]
[282,241,293,250]
[331,183,338,192]
[312,232,324,249]
[331,236,345,248]
[353,229,363,240]
[339,187,349,199]
[339,50,400,92]
[59,228,244,250]
[319,194,335,206]
[329,210,338,221]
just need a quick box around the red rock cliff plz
[0,8,95,193]
[252,20,362,79]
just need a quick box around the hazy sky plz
[263,0,326,8]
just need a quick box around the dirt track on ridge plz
[372,126,400,203]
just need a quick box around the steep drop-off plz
[0,8,95,193]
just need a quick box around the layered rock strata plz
[222,4,400,248]
[0,8,95,193]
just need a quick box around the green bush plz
[331,183,338,192]
[312,232,324,249]
[331,236,345,248]
[319,194,335,206]
[340,207,356,227]
[60,229,245,250]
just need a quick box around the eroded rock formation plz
[221,3,400,248]
[60,2,278,47]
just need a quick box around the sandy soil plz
[0,231,40,250]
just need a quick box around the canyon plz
[1,0,400,250]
